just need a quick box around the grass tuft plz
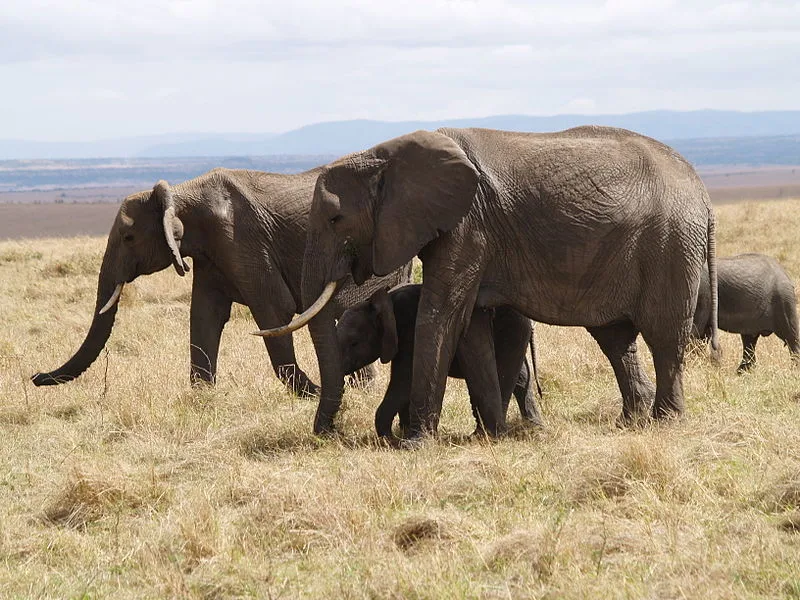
[779,512,800,533]
[392,515,448,551]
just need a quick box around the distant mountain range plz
[2,110,800,162]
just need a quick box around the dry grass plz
[2,199,800,598]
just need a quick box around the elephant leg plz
[640,319,689,420]
[265,335,319,397]
[775,301,800,363]
[455,308,506,436]
[512,359,543,426]
[737,334,759,373]
[588,322,655,424]
[650,344,686,419]
[248,281,319,397]
[189,266,233,385]
[406,297,468,437]
[375,360,412,438]
[405,247,487,438]
[494,309,542,424]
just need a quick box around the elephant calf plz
[693,253,800,372]
[336,284,543,437]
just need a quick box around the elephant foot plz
[651,402,684,421]
[295,380,321,398]
[278,366,320,399]
[520,413,544,428]
[398,434,432,451]
[616,377,656,428]
[312,412,338,436]
[470,425,507,440]
[190,375,215,388]
[615,407,652,429]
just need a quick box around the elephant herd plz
[32,126,799,443]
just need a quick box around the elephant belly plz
[476,279,634,329]
[719,310,773,336]
[718,286,773,335]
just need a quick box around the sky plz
[1,0,799,141]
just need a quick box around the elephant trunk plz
[300,243,349,433]
[309,303,345,434]
[32,244,122,386]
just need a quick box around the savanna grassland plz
[1,199,800,599]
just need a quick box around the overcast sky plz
[1,0,798,141]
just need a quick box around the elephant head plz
[32,181,190,386]
[336,287,399,375]
[255,130,479,433]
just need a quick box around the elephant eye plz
[123,233,134,243]
[329,215,342,225]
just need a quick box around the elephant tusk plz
[98,283,124,315]
[253,281,338,338]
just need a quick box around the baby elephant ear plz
[371,287,398,363]
[372,130,479,277]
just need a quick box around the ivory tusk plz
[252,281,337,338]
[98,283,124,315]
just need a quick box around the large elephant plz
[32,168,410,393]
[335,284,543,437]
[692,253,800,372]
[257,126,719,439]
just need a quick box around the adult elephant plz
[256,126,719,438]
[32,168,410,393]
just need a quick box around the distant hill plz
[229,111,800,159]
[3,110,800,161]
[671,135,800,166]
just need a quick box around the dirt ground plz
[0,203,121,240]
[1,167,798,240]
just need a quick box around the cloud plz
[2,0,798,61]
[0,0,798,140]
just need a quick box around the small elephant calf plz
[336,284,543,437]
[693,253,800,372]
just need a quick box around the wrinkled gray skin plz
[693,253,800,372]
[32,169,410,393]
[336,284,543,437]
[270,126,718,438]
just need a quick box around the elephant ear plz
[371,287,398,364]
[152,180,190,276]
[371,130,480,276]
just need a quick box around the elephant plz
[335,284,543,437]
[31,168,410,393]
[692,253,800,372]
[256,126,719,440]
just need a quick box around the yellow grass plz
[2,199,800,598]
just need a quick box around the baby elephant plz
[336,284,543,437]
[693,253,800,372]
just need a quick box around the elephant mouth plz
[351,252,373,286]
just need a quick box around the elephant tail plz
[707,211,722,363]
[529,326,543,398]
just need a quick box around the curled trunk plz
[32,247,121,386]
